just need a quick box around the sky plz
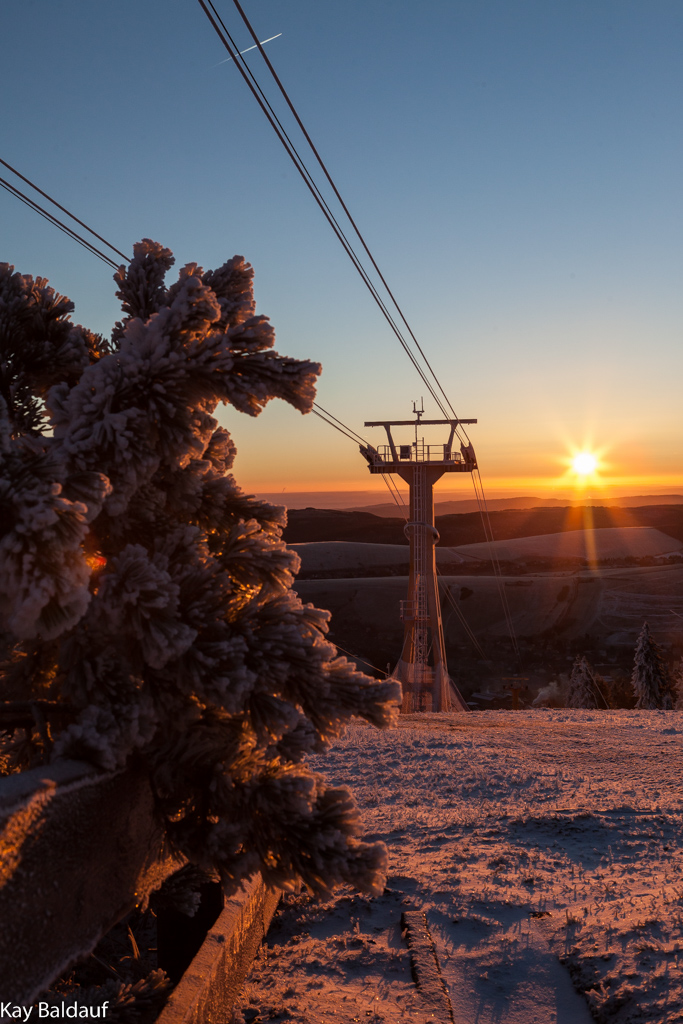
[2,0,682,503]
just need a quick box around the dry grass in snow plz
[235,710,683,1024]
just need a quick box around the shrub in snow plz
[674,663,683,710]
[604,672,636,710]
[566,656,600,709]
[631,622,675,710]
[0,241,400,896]
[532,676,568,708]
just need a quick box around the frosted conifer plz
[674,662,683,710]
[631,622,674,710]
[0,241,401,897]
[566,655,599,709]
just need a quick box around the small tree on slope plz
[566,655,600,709]
[0,240,400,897]
[631,622,675,710]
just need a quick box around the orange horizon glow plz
[226,402,683,502]
[237,433,683,499]
[242,473,683,500]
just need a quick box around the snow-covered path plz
[235,711,683,1024]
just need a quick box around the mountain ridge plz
[282,503,683,547]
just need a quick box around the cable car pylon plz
[360,403,477,713]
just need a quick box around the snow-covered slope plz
[290,529,682,574]
[236,710,683,1024]
[289,541,462,572]
[295,563,683,647]
[454,526,682,562]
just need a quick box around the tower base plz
[393,660,468,713]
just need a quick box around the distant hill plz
[283,508,405,544]
[350,494,683,517]
[282,503,683,547]
[290,529,682,577]
[257,491,683,513]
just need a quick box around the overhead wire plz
[591,675,610,710]
[229,0,463,432]
[2,5,477,480]
[311,408,368,447]
[0,172,430,671]
[0,157,130,263]
[0,152,388,512]
[312,403,370,447]
[2,5,476,450]
[381,475,409,518]
[3,6,517,661]
[216,5,521,645]
[0,176,123,270]
[470,467,520,660]
[205,1,519,659]
[312,407,411,521]
[0,152,382,474]
[437,572,487,660]
[328,640,388,678]
[197,0,458,426]
[1,166,496,667]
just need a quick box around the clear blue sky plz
[3,1,682,500]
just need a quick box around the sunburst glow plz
[572,452,598,476]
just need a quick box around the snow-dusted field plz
[289,528,683,574]
[296,565,683,649]
[289,541,463,571]
[453,527,682,562]
[235,711,683,1024]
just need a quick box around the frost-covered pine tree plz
[674,662,683,710]
[0,240,400,897]
[566,655,599,709]
[631,622,675,710]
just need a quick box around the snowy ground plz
[296,564,683,650]
[453,527,682,562]
[234,711,683,1024]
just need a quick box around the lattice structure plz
[360,409,477,712]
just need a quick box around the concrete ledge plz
[156,874,280,1024]
[0,758,181,1003]
[402,910,456,1023]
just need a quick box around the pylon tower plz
[360,406,477,712]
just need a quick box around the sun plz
[555,439,609,491]
[572,452,598,476]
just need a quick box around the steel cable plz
[437,572,487,660]
[198,0,457,423]
[328,641,388,678]
[470,467,520,660]
[0,157,130,263]
[229,0,465,435]
[0,176,122,270]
